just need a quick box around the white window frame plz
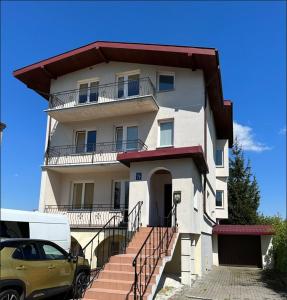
[157,71,175,92]
[77,77,100,104]
[158,119,174,148]
[71,181,95,208]
[74,129,97,153]
[112,180,129,209]
[115,70,140,99]
[215,149,224,167]
[215,190,224,208]
[114,124,139,151]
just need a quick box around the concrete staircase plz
[84,227,178,300]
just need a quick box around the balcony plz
[46,77,158,122]
[45,139,148,167]
[44,204,127,228]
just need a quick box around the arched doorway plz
[94,235,125,267]
[70,236,84,256]
[149,169,172,227]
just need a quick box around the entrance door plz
[164,184,172,227]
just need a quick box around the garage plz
[212,225,274,268]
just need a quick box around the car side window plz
[41,243,66,260]
[12,243,41,260]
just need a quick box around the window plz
[75,131,86,153]
[216,190,224,207]
[117,72,140,98]
[216,149,224,167]
[158,73,174,91]
[72,182,94,209]
[0,221,29,238]
[13,243,41,260]
[115,127,123,151]
[75,130,97,153]
[113,180,129,209]
[159,120,173,147]
[86,131,97,152]
[42,243,66,260]
[127,126,138,150]
[78,80,99,103]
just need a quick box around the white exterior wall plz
[261,235,273,269]
[47,62,205,152]
[39,169,129,210]
[201,233,213,274]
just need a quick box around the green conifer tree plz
[220,139,260,224]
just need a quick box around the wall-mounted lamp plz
[173,191,181,204]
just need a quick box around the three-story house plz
[14,41,233,299]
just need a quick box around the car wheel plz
[0,289,20,300]
[73,272,89,298]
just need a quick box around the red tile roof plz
[213,225,275,236]
[117,146,208,174]
[12,41,233,147]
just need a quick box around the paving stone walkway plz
[170,266,287,300]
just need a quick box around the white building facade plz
[14,41,233,285]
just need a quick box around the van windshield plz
[0,221,30,238]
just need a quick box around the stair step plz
[92,278,152,293]
[84,288,148,300]
[105,262,161,273]
[99,270,157,283]
[126,247,172,256]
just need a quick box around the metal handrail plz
[132,203,177,299]
[48,77,156,109]
[45,139,148,166]
[75,201,143,297]
[47,139,148,155]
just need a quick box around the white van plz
[0,209,71,252]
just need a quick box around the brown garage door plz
[218,235,262,267]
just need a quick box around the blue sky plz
[1,1,286,217]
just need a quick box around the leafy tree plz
[220,139,260,225]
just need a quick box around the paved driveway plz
[171,266,287,300]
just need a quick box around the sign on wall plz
[135,172,142,181]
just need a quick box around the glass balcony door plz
[113,180,129,209]
[78,81,99,104]
[72,182,94,209]
[117,74,139,99]
[75,130,97,153]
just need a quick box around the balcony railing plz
[48,77,156,110]
[44,204,128,228]
[45,139,147,166]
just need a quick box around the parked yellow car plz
[0,239,90,300]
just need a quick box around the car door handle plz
[16,265,26,270]
[48,265,56,269]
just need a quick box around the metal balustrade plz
[44,204,128,228]
[45,139,147,166]
[48,77,156,110]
